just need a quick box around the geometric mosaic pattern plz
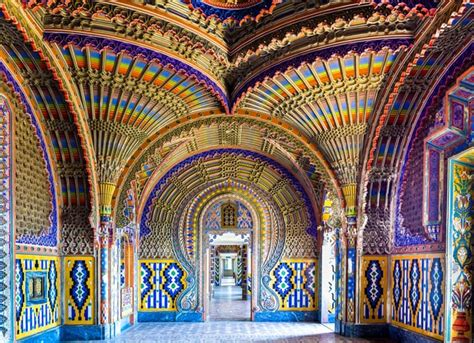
[391,254,445,340]
[140,260,186,311]
[0,98,11,340]
[271,260,318,311]
[360,256,387,323]
[48,261,57,315]
[65,257,94,324]
[15,255,60,339]
[164,264,185,300]
[237,202,253,229]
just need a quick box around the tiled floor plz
[72,322,389,342]
[65,286,389,342]
[209,285,250,321]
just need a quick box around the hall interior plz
[0,0,472,342]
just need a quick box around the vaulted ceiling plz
[0,0,472,241]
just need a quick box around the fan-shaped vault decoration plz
[49,38,228,184]
[235,47,404,214]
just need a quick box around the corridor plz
[209,285,250,321]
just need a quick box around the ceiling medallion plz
[185,0,281,23]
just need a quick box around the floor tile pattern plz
[65,322,390,342]
[209,285,250,321]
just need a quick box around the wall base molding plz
[254,311,319,322]
[17,326,61,342]
[389,325,442,343]
[335,320,388,338]
[335,320,442,342]
[18,321,134,342]
[138,311,204,322]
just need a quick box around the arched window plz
[221,202,237,228]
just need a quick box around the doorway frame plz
[198,195,260,321]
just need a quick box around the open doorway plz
[209,244,250,320]
[208,243,251,321]
[200,198,256,321]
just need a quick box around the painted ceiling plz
[0,0,472,253]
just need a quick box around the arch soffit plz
[147,178,285,273]
[136,150,314,265]
[114,113,343,219]
[136,149,319,238]
[136,144,319,223]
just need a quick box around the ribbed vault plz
[0,9,95,254]
[18,0,434,92]
[0,12,92,210]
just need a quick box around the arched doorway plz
[199,196,257,321]
[137,149,320,323]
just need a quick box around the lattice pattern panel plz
[14,91,57,246]
[15,255,59,339]
[236,253,243,287]
[65,257,94,324]
[204,200,253,230]
[237,202,252,229]
[271,260,318,311]
[139,260,186,311]
[391,254,445,340]
[247,275,252,295]
[360,256,387,323]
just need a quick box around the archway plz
[198,194,258,321]
[137,149,320,322]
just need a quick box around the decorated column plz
[342,184,358,323]
[98,181,116,325]
[335,227,345,323]
[345,216,358,323]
